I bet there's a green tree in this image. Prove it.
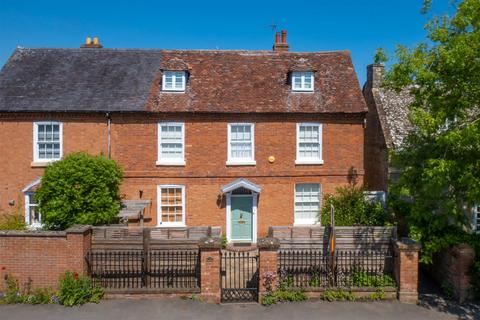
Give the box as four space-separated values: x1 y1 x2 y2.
373 48 388 64
384 0 480 262
36 152 123 230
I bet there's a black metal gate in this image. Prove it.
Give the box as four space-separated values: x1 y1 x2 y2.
220 250 259 303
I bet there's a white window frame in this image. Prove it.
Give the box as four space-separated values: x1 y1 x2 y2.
33 121 63 163
157 185 186 227
157 122 186 166
24 193 41 228
291 71 314 92
162 71 186 91
294 183 321 226
226 123 256 166
473 205 480 234
296 123 323 165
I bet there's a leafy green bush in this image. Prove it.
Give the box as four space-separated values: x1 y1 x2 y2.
58 271 103 306
369 288 386 300
323 289 356 301
351 272 396 287
36 152 123 230
261 289 308 306
1 275 54 304
220 235 228 249
0 214 27 230
320 185 390 226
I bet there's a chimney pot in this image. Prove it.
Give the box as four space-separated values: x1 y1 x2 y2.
81 36 103 48
273 30 289 52
281 30 287 43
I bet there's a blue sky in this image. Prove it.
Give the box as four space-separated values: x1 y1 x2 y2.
0 0 452 85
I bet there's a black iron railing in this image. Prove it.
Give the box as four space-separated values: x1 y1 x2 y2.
86 250 200 291
278 250 395 289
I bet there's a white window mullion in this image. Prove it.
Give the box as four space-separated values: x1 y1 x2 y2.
292 71 314 92
33 121 62 163
294 183 321 225
227 123 256 166
296 123 323 165
162 71 186 91
157 122 185 166
157 185 186 227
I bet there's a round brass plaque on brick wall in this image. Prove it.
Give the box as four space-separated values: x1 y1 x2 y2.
268 156 275 163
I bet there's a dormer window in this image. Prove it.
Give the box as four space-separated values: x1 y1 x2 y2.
292 71 314 92
162 71 186 91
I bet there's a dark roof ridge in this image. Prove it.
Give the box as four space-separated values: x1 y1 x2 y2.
13 47 350 55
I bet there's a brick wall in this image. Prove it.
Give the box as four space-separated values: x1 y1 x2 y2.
0 225 91 290
429 244 475 303
393 239 421 303
0 112 364 238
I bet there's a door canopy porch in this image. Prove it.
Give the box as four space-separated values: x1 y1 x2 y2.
220 178 262 194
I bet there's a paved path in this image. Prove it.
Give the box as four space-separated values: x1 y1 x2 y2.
0 298 473 320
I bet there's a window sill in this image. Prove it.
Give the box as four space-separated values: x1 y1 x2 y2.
295 159 324 165
226 160 257 166
160 90 186 93
156 223 186 228
291 90 314 93
31 161 56 168
294 222 320 226
156 160 186 166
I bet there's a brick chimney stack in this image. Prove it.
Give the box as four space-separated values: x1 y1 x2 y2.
81 36 103 48
273 30 289 52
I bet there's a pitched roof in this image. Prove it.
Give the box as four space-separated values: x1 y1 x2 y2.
149 50 367 114
364 64 414 150
0 48 162 112
0 48 367 114
375 87 415 149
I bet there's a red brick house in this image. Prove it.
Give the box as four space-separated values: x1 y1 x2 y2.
0 33 367 243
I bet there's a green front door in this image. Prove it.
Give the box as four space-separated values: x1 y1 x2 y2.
231 196 253 241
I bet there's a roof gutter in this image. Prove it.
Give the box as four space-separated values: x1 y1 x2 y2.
106 112 111 158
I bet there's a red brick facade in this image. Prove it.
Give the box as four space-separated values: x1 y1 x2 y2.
0 112 364 239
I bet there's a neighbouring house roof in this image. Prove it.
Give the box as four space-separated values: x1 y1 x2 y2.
221 178 262 193
0 48 367 114
364 64 414 150
0 48 163 112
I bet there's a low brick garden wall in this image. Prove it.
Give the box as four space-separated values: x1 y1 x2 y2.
0 225 422 304
0 225 91 291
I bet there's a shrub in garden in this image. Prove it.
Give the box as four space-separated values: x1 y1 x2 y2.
320 184 391 226
261 271 308 306
36 152 123 230
0 213 27 230
58 271 103 306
